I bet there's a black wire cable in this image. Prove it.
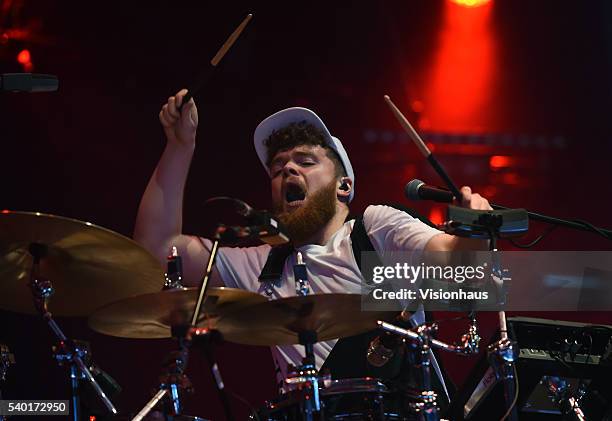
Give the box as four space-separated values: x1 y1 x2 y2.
506 214 612 248
492 204 612 240
499 211 612 249
508 224 558 248
570 218 612 240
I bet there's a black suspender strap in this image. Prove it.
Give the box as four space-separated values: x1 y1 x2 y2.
258 243 294 283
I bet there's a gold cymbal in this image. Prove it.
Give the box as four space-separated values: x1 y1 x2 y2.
216 293 396 346
0 210 165 316
88 287 268 339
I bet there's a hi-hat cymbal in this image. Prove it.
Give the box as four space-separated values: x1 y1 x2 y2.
216 293 396 346
88 287 268 339
0 211 165 316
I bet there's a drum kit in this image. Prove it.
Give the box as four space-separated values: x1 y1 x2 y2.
0 209 510 421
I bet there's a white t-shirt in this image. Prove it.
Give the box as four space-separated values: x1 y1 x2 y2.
205 205 442 380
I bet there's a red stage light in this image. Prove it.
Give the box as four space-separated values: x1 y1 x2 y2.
489 155 513 169
429 206 445 226
17 49 31 64
451 0 491 7
411 100 425 113
420 0 496 133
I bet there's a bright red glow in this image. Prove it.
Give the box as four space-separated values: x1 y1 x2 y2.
432 144 494 155
502 173 520 185
489 155 513 169
403 164 417 182
417 116 431 130
421 0 496 133
451 0 491 7
482 185 498 198
17 49 31 64
429 206 445 226
411 100 425 113
23 62 33 71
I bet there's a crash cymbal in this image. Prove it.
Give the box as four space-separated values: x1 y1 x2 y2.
0 210 165 316
216 293 396 346
88 287 268 339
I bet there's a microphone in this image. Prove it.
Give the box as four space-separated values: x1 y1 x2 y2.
405 179 454 203
367 310 411 367
231 199 290 246
1 73 59 92
232 198 259 220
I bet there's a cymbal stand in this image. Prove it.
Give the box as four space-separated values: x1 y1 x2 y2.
283 330 325 421
27 243 117 421
486 233 518 421
411 323 440 421
131 339 194 421
286 256 325 419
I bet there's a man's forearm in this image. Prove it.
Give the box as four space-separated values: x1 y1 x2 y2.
134 141 195 259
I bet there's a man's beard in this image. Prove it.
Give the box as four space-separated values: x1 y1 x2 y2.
273 180 338 245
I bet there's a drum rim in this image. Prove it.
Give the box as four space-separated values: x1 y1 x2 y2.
322 377 390 395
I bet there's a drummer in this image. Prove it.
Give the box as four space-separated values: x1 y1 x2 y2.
134 89 492 397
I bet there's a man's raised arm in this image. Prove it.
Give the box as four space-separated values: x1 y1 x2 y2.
134 89 220 287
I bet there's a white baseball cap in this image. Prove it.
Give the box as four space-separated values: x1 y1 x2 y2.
253 107 355 202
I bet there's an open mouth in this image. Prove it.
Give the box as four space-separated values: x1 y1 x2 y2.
285 183 306 206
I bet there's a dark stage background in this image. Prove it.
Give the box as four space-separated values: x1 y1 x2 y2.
1 1 612 419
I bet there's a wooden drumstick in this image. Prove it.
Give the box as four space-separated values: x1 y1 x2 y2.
179 13 253 109
211 13 253 67
384 94 464 202
384 95 431 158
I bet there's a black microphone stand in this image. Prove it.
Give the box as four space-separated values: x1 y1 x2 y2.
490 204 612 239
131 225 236 421
443 210 519 421
187 225 237 421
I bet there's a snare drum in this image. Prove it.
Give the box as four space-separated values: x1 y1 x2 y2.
256 378 414 420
